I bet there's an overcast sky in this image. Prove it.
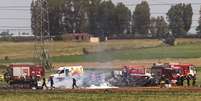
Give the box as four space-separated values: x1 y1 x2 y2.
0 0 200 35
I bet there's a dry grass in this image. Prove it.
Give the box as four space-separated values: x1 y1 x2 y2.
0 38 200 60
52 58 201 68
0 39 162 59
0 90 201 101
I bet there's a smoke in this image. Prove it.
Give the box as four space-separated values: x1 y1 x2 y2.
49 69 113 89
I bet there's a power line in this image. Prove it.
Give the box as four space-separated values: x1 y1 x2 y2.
0 26 30 28
0 18 31 20
0 9 30 11
125 3 201 6
0 6 30 8
0 28 31 30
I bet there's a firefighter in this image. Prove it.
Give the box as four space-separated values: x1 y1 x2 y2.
31 76 38 89
72 78 78 89
176 74 182 86
49 76 54 89
42 77 48 89
122 67 129 85
192 75 196 86
165 78 171 88
180 75 184 86
160 75 166 88
186 75 191 86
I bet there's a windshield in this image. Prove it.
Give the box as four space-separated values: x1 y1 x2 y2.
189 66 196 72
57 70 64 74
174 69 182 74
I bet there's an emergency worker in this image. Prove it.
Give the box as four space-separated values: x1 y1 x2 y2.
180 75 184 86
72 78 78 89
186 75 191 86
192 75 196 86
49 76 54 89
160 75 166 88
42 77 48 89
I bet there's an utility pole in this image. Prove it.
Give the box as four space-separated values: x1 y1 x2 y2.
32 0 52 70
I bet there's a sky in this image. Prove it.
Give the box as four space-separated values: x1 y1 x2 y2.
0 0 200 35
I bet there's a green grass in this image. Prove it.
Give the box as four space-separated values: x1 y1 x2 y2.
50 43 201 63
1 43 201 63
0 91 201 101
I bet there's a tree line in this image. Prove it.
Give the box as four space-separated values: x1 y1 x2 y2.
31 0 201 38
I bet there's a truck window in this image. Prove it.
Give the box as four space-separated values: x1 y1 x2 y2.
189 66 196 73
65 69 69 76
175 69 182 74
57 70 64 74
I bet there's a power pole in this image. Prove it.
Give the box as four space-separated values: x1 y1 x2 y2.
32 0 52 70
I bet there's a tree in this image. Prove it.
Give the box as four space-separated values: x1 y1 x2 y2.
48 6 64 36
84 0 102 34
150 17 157 36
167 3 193 37
114 3 131 34
48 0 65 36
31 0 40 36
196 7 201 35
63 0 86 33
150 16 169 38
132 1 150 34
156 16 169 38
31 0 49 36
97 0 116 34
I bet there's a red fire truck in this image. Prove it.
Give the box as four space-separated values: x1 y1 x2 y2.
4 63 45 88
151 63 197 85
123 65 151 78
170 63 196 77
109 65 155 87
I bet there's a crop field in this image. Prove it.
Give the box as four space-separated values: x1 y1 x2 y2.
0 38 200 59
0 39 162 59
0 89 201 101
50 42 201 63
1 38 201 64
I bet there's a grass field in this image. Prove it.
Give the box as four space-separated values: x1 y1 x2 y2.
0 91 201 101
0 39 162 59
50 43 201 63
1 38 201 63
0 38 200 59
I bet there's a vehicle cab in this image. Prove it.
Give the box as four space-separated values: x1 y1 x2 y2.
124 65 151 78
170 63 196 77
52 66 84 78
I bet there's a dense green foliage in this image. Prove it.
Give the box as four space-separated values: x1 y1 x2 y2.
132 1 150 35
31 0 49 36
31 0 198 37
167 3 193 36
31 0 131 36
196 7 201 34
150 16 169 38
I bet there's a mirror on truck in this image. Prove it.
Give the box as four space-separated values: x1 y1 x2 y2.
56 68 70 77
65 69 69 76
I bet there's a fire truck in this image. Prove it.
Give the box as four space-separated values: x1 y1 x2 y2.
4 63 45 88
151 63 197 85
109 65 156 87
170 63 196 77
